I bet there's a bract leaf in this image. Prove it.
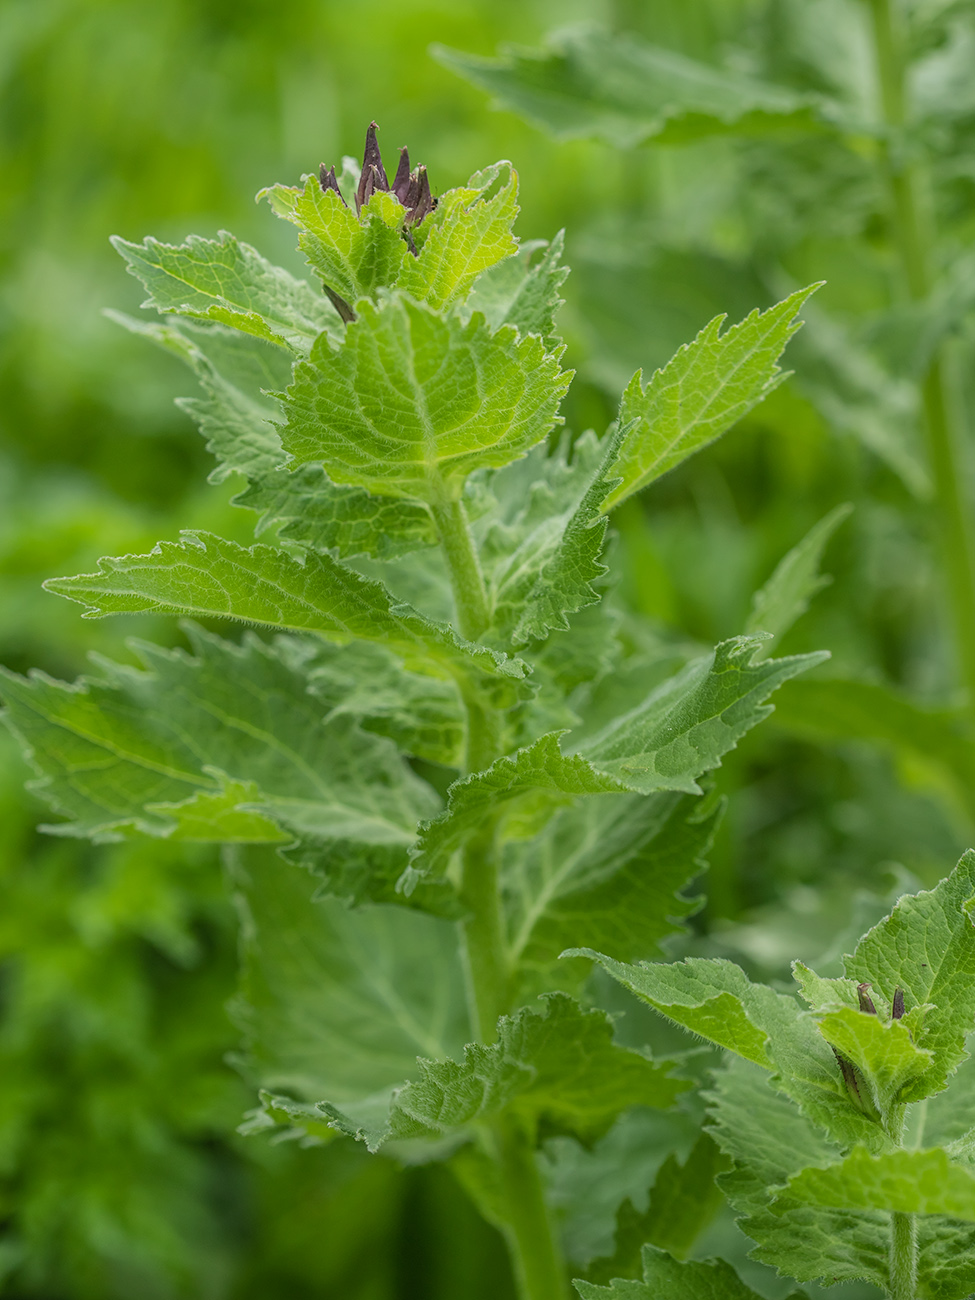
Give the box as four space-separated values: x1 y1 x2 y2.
41 532 527 691
111 232 336 349
815 1005 934 1111
280 292 570 502
604 286 820 509
434 27 824 149
845 852 975 1099
785 1146 975 1220
746 503 853 653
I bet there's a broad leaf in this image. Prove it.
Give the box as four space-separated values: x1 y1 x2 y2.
42 531 527 692
577 1244 796 1299
785 1146 975 1220
604 286 819 509
845 851 975 1099
234 465 438 560
281 292 570 502
0 627 440 906
746 502 853 651
111 231 337 350
326 992 685 1152
434 27 823 149
465 233 568 348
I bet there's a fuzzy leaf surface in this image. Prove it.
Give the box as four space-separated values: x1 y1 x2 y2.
434 28 822 148
280 292 570 501
576 1243 792 1299
465 233 568 348
785 1146 975 1220
111 232 336 349
604 287 818 509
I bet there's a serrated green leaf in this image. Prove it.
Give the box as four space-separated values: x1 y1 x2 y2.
280 291 570 503
41 531 527 692
504 791 717 987
510 425 622 645
603 287 819 510
111 231 337 349
396 162 519 309
0 627 439 907
845 852 975 1099
232 843 470 1141
580 636 828 794
259 177 409 305
816 1005 934 1111
785 1145 975 1220
107 313 292 482
234 464 438 560
576 1242 782 1299
332 992 684 1152
746 503 852 653
434 27 823 149
465 232 568 348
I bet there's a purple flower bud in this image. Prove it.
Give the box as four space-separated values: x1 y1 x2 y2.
355 122 389 214
892 988 905 1020
319 164 345 205
392 147 412 204
857 983 878 1016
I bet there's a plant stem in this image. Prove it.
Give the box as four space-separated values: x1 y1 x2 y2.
868 0 975 719
433 488 568 1299
889 1211 918 1300
495 1118 569 1300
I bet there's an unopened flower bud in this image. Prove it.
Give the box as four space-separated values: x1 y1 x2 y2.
857 983 878 1016
892 987 905 1020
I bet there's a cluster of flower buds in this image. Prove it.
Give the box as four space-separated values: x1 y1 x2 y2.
832 981 906 1117
319 122 435 227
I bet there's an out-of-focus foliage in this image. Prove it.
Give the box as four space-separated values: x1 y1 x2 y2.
3 0 975 1297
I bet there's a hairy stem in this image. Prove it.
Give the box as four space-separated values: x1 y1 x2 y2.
869 0 975 719
889 1211 918 1300
495 1118 569 1300
434 489 567 1299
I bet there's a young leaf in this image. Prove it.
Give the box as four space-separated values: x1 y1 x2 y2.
434 28 822 148
280 292 571 502
814 1005 934 1112
396 162 519 309
111 232 336 349
42 531 527 690
465 232 568 348
259 178 410 306
576 1242 795 1299
845 851 975 1099
785 1145 975 1220
603 286 820 510
745 502 853 652
234 465 438 560
331 992 685 1152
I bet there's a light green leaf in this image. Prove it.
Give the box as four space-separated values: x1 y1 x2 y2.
234 464 438 560
504 791 718 986
580 636 828 794
0 627 439 907
604 286 819 510
815 1005 934 1111
465 232 568 348
510 425 623 645
336 992 685 1152
434 27 823 149
259 177 409 306
111 231 337 349
397 162 519 309
280 292 570 502
232 843 470 1143
107 313 292 482
576 1242 786 1299
41 531 527 692
746 503 853 652
785 1146 975 1220
585 1135 729 1283
845 852 975 1099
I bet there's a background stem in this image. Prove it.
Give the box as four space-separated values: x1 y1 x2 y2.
495 1119 569 1300
889 1211 918 1300
869 0 975 718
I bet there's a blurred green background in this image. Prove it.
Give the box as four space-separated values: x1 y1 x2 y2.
2 0 972 1296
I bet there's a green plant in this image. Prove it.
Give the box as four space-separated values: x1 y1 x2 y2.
0 122 833 1299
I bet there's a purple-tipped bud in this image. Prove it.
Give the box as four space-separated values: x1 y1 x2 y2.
356 121 389 212
892 988 905 1020
857 983 878 1016
319 164 346 205
392 147 412 203
404 166 435 226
